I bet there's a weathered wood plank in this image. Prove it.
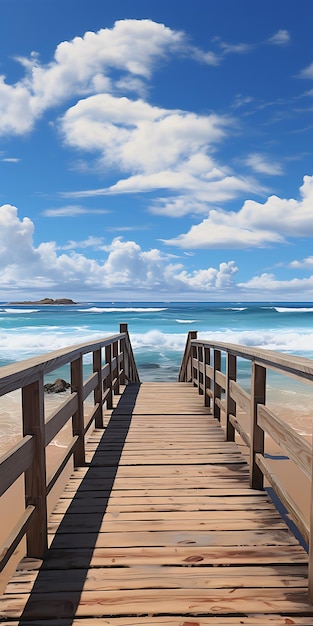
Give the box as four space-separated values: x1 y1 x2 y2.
6 565 309 593
40 545 309 568
1 588 312 619
1 380 311 623
48 528 299 549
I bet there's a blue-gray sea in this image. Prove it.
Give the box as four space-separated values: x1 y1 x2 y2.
0 300 313 449
1 300 313 379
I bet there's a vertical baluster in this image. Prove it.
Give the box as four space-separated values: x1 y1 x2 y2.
309 462 313 601
93 348 103 428
71 355 85 467
113 339 119 395
204 346 211 408
226 353 236 441
250 362 266 489
213 349 221 421
119 324 127 386
22 375 47 558
105 343 113 409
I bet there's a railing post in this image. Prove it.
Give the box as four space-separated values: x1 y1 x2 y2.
213 349 221 421
198 345 204 395
186 331 197 382
226 352 236 441
113 339 119 395
71 355 85 467
309 459 313 601
250 362 266 489
105 343 113 409
93 348 103 428
204 346 211 408
119 323 127 386
22 375 47 558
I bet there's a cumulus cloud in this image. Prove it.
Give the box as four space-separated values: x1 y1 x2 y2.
238 272 313 296
0 19 218 136
0 203 238 297
60 94 258 212
163 175 313 249
289 256 313 269
2 203 313 301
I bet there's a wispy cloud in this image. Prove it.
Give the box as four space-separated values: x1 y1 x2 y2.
43 205 110 217
299 62 313 80
267 30 290 46
244 153 283 176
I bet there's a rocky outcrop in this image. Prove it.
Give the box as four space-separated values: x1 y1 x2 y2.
44 378 71 393
9 298 76 305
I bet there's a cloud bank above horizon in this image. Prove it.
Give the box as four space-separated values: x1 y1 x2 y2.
0 10 313 301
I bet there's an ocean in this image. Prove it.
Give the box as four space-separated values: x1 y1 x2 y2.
0 301 313 449
1 300 313 374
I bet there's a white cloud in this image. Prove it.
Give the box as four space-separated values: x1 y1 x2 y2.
60 236 105 250
163 175 313 249
0 19 218 137
299 62 313 80
238 272 313 296
2 203 313 301
61 94 229 174
0 203 238 296
61 94 259 212
43 205 109 217
267 30 290 46
244 153 283 176
289 256 313 269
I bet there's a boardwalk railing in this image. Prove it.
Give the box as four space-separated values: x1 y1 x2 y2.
0 323 139 573
179 330 313 598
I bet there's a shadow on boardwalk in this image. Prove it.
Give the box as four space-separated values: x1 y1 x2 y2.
19 382 141 623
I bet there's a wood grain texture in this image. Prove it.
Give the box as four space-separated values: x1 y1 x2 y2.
1 381 312 623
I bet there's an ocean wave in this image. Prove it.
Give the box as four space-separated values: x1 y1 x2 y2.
1 325 313 366
274 307 313 313
224 307 247 311
2 308 39 314
78 307 168 313
176 319 196 324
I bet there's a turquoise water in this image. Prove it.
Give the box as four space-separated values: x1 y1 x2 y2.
1 301 313 382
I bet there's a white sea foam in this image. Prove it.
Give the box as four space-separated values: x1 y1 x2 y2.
78 307 167 313
2 308 39 314
275 307 313 313
176 319 196 324
224 307 247 311
2 326 313 362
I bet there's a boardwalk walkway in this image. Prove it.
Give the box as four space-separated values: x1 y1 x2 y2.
1 382 313 624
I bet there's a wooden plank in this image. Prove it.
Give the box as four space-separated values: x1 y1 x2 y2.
4 614 312 626
258 403 312 479
48 514 286 534
5 617 313 626
1 588 312 619
40 545 309 568
6 565 309 593
48 528 299 549
1 379 311 623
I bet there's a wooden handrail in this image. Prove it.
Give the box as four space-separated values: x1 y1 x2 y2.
0 324 139 572
180 334 313 599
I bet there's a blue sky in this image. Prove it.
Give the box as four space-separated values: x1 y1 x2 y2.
0 0 313 302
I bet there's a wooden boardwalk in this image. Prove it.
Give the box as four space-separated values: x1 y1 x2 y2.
1 381 313 624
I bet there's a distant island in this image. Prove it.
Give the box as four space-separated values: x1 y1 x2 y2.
9 298 77 305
